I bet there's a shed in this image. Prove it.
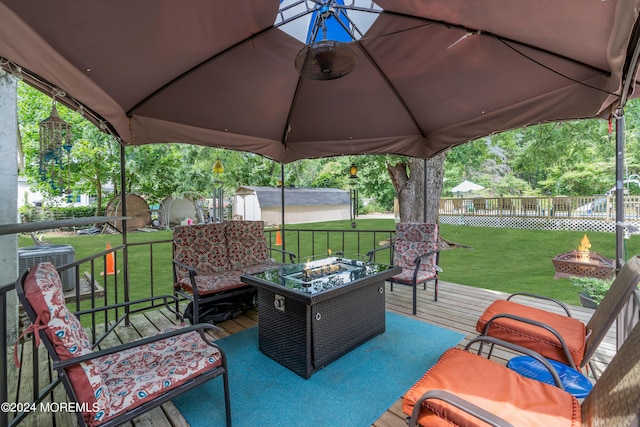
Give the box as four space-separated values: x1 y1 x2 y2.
233 186 350 225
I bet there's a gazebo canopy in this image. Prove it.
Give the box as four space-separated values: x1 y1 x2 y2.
1 1 640 163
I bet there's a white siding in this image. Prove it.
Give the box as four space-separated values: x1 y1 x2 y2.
232 193 261 221
262 205 350 225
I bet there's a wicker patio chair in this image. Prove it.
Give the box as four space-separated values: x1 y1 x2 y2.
476 256 640 375
16 262 232 427
403 321 640 427
368 223 441 315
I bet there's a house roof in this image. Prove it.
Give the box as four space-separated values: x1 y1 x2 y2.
236 186 349 208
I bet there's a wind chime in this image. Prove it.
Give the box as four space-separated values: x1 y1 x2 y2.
349 162 359 228
39 102 73 194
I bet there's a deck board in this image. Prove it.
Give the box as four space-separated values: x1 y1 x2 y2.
11 280 615 427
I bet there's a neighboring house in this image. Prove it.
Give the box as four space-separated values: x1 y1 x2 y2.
17 176 44 208
233 186 350 225
17 176 107 208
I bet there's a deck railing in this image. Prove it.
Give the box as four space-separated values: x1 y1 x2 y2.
439 195 640 220
265 228 395 263
1 227 638 426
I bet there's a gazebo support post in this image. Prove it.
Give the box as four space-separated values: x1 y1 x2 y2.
280 162 286 262
120 143 131 325
615 111 625 274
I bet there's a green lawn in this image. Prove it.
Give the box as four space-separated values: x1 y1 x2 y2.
20 221 640 307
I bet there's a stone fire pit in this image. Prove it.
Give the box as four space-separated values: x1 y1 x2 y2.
552 251 615 279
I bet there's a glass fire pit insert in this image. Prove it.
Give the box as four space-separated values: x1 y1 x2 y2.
241 257 401 378
254 256 393 294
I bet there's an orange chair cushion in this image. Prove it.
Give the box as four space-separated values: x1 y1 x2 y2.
476 300 587 367
403 348 581 427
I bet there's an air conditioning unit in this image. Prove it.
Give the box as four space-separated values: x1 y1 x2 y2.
19 245 76 291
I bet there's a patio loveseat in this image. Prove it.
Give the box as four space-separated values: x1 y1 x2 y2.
172 221 295 323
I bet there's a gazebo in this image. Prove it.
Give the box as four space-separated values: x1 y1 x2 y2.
2 4 640 424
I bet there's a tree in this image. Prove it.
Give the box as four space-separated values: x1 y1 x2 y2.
387 153 446 222
18 83 121 212
70 125 119 215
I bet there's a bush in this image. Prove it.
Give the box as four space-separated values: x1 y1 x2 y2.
20 206 103 223
47 206 101 219
570 276 612 304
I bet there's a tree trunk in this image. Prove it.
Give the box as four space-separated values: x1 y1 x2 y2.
387 152 446 223
95 178 103 216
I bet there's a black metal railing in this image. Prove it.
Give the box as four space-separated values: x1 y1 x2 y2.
265 228 395 263
3 227 639 426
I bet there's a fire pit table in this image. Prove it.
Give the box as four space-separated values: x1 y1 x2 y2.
241 256 401 378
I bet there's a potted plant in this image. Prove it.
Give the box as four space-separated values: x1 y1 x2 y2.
570 276 613 308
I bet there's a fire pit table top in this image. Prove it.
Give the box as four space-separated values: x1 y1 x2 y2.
245 256 399 299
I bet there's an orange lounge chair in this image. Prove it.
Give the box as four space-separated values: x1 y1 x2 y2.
403 322 640 426
476 256 640 372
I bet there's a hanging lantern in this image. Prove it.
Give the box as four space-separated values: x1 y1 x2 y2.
213 159 224 175
349 163 358 179
39 103 72 193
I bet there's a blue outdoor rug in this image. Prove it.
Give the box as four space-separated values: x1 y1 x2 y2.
173 312 464 427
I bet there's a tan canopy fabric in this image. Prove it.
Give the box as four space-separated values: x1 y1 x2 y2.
1 1 640 163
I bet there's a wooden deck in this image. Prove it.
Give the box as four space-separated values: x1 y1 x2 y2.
9 281 612 427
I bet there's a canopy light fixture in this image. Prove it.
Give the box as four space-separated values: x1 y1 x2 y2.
349 162 358 179
294 2 357 80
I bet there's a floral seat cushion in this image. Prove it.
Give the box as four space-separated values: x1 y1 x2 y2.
96 328 222 423
388 267 438 285
175 269 246 296
22 263 224 426
22 263 112 425
391 223 438 283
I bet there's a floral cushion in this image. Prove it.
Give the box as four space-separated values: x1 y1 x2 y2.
175 269 247 296
97 328 223 423
392 223 439 281
173 223 229 279
225 221 270 270
22 263 111 426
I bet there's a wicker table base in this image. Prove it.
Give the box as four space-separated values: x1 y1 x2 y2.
242 259 400 379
